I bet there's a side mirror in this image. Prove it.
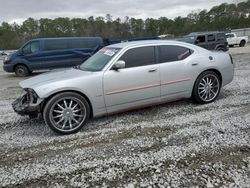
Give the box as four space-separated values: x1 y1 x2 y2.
112 60 125 70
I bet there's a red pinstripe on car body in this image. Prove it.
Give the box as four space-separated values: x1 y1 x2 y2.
106 77 192 95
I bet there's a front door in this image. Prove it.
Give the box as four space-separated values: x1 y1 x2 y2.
207 34 216 50
196 35 208 49
103 46 161 113
22 41 44 70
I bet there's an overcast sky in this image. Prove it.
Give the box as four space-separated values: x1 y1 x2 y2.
0 0 243 24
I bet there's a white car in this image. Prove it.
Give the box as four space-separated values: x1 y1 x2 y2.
226 33 248 47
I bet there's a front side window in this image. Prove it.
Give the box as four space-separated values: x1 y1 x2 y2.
80 47 120 71
226 34 234 38
119 46 155 68
159 45 193 63
22 41 40 55
196 35 206 43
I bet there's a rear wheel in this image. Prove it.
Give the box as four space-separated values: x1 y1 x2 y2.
239 40 246 47
43 92 90 135
14 65 30 77
192 71 221 104
229 45 234 48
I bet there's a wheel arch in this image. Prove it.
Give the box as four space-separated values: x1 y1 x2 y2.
198 69 222 85
240 39 246 46
191 68 222 103
215 45 226 51
13 63 30 72
192 68 222 93
41 90 93 118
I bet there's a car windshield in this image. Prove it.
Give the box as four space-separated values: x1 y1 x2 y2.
80 47 121 71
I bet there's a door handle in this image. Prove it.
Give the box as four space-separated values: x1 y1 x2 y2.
192 63 198 66
148 68 157 72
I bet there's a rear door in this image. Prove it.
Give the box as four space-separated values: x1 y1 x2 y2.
158 45 194 101
103 46 161 113
226 33 236 45
207 34 216 50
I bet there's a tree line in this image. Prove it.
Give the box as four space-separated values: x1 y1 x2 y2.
0 1 250 50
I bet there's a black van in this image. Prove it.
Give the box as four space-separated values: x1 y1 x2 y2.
3 37 108 76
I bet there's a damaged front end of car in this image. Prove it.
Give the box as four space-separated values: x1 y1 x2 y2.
12 89 44 118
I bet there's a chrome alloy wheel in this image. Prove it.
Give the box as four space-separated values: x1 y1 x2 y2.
198 74 220 102
49 97 86 131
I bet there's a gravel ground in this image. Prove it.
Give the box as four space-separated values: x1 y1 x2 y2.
0 45 250 187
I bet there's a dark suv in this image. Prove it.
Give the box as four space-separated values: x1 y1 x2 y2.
177 32 228 51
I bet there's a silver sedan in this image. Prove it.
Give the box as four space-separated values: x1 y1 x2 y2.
12 40 234 134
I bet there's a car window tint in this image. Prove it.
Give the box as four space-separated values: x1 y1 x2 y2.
159 45 193 63
44 40 69 51
208 34 215 42
226 34 234 38
196 35 206 43
119 46 155 68
217 33 226 41
23 41 40 55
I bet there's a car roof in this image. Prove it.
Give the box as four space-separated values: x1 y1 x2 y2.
30 37 103 41
108 40 196 49
188 31 226 36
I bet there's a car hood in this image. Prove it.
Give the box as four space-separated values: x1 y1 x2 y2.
20 68 94 88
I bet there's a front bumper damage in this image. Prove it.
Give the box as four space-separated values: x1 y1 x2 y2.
12 89 44 117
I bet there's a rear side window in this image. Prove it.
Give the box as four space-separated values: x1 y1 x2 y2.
71 39 101 49
208 34 215 42
158 45 193 63
44 40 69 51
217 33 226 41
119 46 155 68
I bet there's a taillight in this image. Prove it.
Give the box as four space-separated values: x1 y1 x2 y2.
229 54 233 64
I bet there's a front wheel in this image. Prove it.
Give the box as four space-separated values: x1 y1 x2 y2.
192 71 221 104
43 92 90 134
14 65 30 77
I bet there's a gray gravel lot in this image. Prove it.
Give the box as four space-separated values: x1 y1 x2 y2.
0 46 250 187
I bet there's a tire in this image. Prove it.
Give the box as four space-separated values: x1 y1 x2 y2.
43 92 90 135
229 45 234 48
216 47 225 51
192 71 221 104
14 64 30 77
239 40 246 47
